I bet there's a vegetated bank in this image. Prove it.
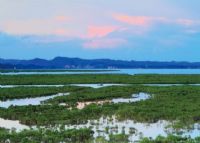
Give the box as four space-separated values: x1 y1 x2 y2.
1 85 200 129
0 86 89 101
1 74 200 85
0 127 200 143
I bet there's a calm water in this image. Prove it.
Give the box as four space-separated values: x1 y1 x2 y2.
0 93 69 108
2 84 200 89
112 92 150 103
0 70 119 75
119 69 200 75
65 116 200 142
76 92 151 109
65 116 170 142
0 118 29 131
0 84 127 88
0 92 148 108
0 91 199 142
1 69 200 75
0 116 199 142
71 84 127 88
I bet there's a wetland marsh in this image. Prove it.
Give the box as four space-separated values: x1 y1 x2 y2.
1 73 200 142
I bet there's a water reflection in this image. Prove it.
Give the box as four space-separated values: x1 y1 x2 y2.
0 93 69 108
0 116 199 142
0 70 119 75
76 93 150 109
1 84 200 89
0 118 29 131
1 69 200 75
0 84 127 88
71 84 127 88
64 116 200 142
112 92 150 104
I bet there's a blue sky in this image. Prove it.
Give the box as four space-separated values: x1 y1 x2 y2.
0 0 200 61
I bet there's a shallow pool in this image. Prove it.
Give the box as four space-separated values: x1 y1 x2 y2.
0 93 69 108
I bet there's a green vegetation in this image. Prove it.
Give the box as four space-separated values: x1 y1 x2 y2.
0 104 114 125
0 127 131 143
47 84 200 127
1 74 200 142
0 127 94 143
1 127 200 143
0 86 88 100
46 85 141 105
109 134 129 142
1 85 200 129
1 74 200 85
140 135 200 143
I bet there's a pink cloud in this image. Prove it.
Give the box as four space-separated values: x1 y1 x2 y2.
54 28 69 36
113 14 171 26
55 16 70 22
86 25 118 38
113 14 200 36
83 38 127 49
113 14 152 26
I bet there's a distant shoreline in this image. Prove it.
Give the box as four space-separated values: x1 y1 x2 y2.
1 57 200 69
0 69 119 73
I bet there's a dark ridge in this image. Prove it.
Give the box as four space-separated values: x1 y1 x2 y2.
0 57 200 69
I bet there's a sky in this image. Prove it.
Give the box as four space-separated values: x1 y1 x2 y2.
0 0 200 61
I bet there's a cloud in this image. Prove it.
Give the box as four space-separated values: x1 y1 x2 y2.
112 13 200 37
55 16 70 22
113 14 169 26
83 38 127 49
26 35 73 44
1 16 71 35
113 14 151 26
113 13 200 27
86 25 119 38
54 28 69 36
112 14 167 36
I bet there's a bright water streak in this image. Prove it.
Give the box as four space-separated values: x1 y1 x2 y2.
1 69 200 75
0 92 199 142
0 93 69 108
112 93 150 103
0 84 127 88
0 118 29 131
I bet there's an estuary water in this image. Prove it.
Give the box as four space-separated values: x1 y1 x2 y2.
1 69 200 75
0 118 29 131
0 93 69 108
1 83 200 89
0 116 199 142
0 92 149 108
112 92 150 103
0 84 127 88
0 92 199 142
65 116 200 142
76 92 150 109
119 69 200 75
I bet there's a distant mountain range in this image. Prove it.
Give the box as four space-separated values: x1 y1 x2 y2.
0 57 200 69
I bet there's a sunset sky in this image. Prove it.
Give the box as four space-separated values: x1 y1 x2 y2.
0 0 200 61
